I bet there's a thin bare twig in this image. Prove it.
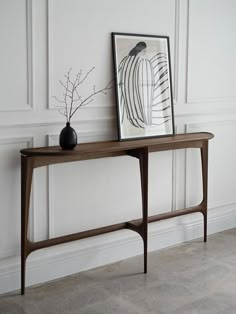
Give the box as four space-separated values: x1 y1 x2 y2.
77 67 95 87
58 109 67 118
69 82 113 120
52 96 65 104
54 68 113 123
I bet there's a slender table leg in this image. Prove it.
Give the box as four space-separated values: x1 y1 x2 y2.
21 155 33 295
139 149 149 273
200 142 209 242
127 148 149 273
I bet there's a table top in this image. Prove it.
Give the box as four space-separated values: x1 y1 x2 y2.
20 132 214 157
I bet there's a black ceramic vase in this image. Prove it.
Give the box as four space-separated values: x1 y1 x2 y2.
59 122 77 150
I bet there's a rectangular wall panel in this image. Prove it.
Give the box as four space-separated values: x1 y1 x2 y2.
185 121 236 209
0 0 33 111
187 0 236 103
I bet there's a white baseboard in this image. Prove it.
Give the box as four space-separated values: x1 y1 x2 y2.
1 203 236 295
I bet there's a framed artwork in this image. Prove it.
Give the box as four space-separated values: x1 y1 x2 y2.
112 32 175 141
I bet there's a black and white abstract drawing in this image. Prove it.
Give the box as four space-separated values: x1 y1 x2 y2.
112 33 175 140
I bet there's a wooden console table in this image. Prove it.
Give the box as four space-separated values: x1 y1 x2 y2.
20 132 214 294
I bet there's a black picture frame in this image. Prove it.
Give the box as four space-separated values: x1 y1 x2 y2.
112 32 175 141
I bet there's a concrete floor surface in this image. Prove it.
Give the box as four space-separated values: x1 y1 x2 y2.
0 228 236 314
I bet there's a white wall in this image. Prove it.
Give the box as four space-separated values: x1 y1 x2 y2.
1 0 236 294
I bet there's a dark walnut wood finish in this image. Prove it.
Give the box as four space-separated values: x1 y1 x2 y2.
20 132 214 294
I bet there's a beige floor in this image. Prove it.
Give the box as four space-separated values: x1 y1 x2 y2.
0 228 236 314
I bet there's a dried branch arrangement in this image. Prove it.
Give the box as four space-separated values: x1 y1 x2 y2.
53 67 113 123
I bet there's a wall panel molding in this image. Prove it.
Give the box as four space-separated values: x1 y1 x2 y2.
185 119 236 133
46 0 114 110
0 136 33 146
171 125 178 211
26 0 34 109
175 109 236 118
47 0 53 109
184 119 236 209
0 0 34 111
171 150 177 211
173 0 180 105
0 116 116 130
185 0 236 105
184 0 190 105
187 96 236 105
